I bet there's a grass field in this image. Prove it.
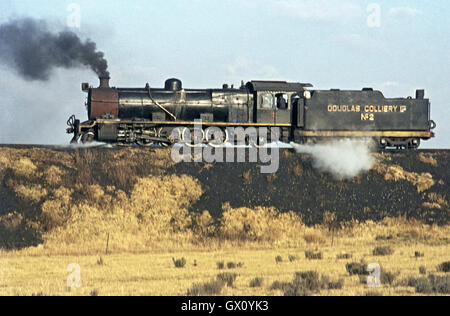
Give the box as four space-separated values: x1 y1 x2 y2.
1 220 448 296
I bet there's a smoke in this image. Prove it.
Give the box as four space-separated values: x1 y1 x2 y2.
0 17 109 80
291 139 375 180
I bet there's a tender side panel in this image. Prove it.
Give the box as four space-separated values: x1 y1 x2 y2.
304 90 430 131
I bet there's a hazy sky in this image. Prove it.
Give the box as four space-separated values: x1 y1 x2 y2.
0 0 448 147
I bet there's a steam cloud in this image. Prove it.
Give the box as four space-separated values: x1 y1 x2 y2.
291 139 375 180
0 17 109 80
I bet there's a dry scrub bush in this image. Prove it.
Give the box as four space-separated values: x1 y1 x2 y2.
418 153 438 167
191 211 215 238
42 166 65 186
382 165 434 193
303 232 326 244
426 193 449 209
42 175 203 252
0 155 9 171
40 187 73 230
422 202 442 209
0 212 24 231
11 158 37 179
14 185 48 203
219 205 304 244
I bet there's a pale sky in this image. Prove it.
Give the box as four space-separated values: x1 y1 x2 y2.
0 0 448 147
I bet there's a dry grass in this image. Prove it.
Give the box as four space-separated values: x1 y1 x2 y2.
418 153 438 167
0 221 448 296
242 170 252 185
373 162 435 193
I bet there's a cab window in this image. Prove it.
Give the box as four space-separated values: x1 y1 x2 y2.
276 93 289 110
260 94 274 109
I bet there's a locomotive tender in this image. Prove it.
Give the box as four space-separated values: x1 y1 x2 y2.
67 77 435 149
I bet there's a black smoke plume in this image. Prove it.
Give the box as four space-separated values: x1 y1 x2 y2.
0 17 109 80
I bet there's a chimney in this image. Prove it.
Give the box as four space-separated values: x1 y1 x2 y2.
99 76 110 88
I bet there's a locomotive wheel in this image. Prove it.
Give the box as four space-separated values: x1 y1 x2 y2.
167 127 183 144
137 127 158 147
182 127 204 147
205 127 228 147
250 131 268 148
136 139 154 147
81 131 95 144
157 127 172 147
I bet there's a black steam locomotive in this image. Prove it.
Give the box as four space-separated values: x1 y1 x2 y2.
67 77 436 149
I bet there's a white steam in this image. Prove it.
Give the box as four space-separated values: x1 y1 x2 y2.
290 138 375 180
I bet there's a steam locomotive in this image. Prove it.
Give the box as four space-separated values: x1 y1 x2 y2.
66 76 436 149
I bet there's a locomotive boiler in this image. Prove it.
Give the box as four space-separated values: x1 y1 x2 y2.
67 76 436 149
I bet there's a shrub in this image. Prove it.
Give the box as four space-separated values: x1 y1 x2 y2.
375 235 393 241
227 262 237 269
269 281 291 292
419 266 427 275
414 275 450 294
217 261 225 270
217 273 238 287
97 257 104 265
90 289 99 296
437 261 450 273
284 272 321 296
288 255 298 262
373 246 394 256
219 206 303 242
320 275 344 290
172 257 187 268
275 256 283 264
249 277 264 288
346 262 369 276
187 280 225 296
305 251 322 260
415 277 433 294
336 253 352 260
381 271 398 286
415 251 425 258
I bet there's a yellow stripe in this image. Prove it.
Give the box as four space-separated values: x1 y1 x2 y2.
297 131 433 138
82 120 291 128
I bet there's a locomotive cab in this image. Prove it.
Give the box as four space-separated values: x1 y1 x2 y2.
246 81 313 126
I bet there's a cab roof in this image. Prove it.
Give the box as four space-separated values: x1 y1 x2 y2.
246 81 313 93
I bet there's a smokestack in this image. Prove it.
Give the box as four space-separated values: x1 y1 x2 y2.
99 76 110 88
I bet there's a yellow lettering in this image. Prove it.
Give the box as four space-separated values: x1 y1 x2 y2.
400 106 407 113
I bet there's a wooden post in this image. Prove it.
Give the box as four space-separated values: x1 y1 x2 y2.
105 233 110 255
